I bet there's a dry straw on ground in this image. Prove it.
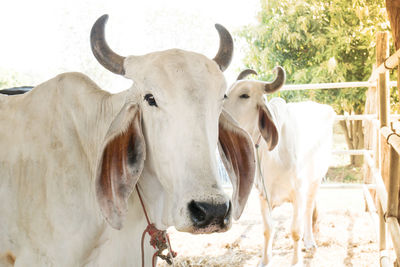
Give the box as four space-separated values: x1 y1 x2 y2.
158 188 394 267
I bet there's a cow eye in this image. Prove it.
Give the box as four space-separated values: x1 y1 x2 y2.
224 94 228 99
239 94 250 99
144 94 158 107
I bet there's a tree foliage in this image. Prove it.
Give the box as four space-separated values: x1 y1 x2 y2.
238 0 390 166
238 0 390 115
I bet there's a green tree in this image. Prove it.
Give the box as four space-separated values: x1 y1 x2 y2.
238 0 390 166
0 69 34 89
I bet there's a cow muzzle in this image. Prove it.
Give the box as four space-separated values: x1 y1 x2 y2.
188 200 232 233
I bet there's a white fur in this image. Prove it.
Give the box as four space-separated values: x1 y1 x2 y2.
0 48 230 266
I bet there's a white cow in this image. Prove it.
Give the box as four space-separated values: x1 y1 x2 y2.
0 15 256 267
224 68 335 266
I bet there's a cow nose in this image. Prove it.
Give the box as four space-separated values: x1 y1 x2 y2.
188 200 231 229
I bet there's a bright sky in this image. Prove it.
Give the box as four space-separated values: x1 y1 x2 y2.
0 0 260 92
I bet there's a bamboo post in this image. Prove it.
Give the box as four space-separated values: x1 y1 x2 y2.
398 63 400 114
389 54 400 266
387 136 400 219
377 32 389 265
386 0 400 110
379 201 389 266
364 65 378 211
378 32 390 129
364 66 378 183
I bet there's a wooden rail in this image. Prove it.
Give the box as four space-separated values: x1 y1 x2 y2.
369 46 400 83
322 183 375 189
335 114 377 121
382 126 400 156
281 80 397 91
332 149 373 155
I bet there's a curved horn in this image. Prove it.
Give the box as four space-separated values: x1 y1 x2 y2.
90 15 126 75
213 24 234 72
264 66 285 93
236 69 258 80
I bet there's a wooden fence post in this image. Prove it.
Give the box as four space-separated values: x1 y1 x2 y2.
378 32 390 129
376 31 389 266
388 145 400 219
364 65 377 181
364 65 378 212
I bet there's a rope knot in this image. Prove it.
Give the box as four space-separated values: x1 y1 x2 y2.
143 224 177 266
137 186 177 267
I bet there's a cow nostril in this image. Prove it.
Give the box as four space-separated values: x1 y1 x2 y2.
223 201 232 225
188 200 207 225
188 200 231 229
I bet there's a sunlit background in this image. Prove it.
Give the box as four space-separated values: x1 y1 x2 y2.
1 0 259 92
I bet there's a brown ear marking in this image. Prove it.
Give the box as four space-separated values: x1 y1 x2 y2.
218 110 255 220
219 126 254 200
96 109 145 229
258 105 279 151
3 251 16 265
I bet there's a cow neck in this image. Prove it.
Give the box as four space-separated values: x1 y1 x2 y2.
136 185 177 267
254 135 272 212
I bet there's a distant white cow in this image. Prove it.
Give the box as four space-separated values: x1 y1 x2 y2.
224 68 335 266
0 15 256 267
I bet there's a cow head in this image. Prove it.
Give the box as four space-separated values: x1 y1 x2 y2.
223 67 286 151
92 15 255 232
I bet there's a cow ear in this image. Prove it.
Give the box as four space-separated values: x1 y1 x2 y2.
96 104 146 230
218 109 256 220
258 104 279 151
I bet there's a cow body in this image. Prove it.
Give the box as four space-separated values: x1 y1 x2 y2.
256 98 335 266
0 16 256 267
224 69 335 266
257 98 334 208
0 73 148 266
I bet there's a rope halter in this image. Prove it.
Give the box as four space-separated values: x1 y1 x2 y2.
136 185 177 267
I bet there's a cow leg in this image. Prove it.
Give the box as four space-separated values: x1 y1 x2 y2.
303 181 319 253
312 200 319 234
258 193 274 267
291 189 306 266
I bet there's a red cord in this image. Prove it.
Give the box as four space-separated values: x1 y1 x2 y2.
137 185 151 225
152 253 158 267
137 185 177 267
141 227 147 267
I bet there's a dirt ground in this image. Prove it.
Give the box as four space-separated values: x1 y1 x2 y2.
158 187 395 267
